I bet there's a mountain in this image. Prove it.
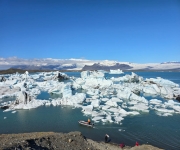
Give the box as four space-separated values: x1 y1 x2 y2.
0 57 180 71
82 63 133 71
10 64 77 70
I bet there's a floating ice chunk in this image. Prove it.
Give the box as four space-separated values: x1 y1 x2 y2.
111 75 130 82
91 95 99 99
113 107 139 116
83 78 112 89
45 101 51 106
146 77 179 88
81 71 105 79
112 73 142 83
30 88 41 95
100 88 115 98
51 99 59 106
156 112 173 116
99 79 113 89
173 87 180 96
3 109 12 112
47 82 64 94
130 94 148 103
74 104 83 108
74 78 85 85
165 100 180 106
12 99 49 110
160 86 174 99
31 74 41 80
128 101 138 105
71 93 86 104
105 100 118 107
109 69 124 74
82 105 93 115
11 111 16 113
5 79 18 85
149 99 162 105
127 111 140 115
155 108 174 113
108 107 120 113
91 99 101 107
92 116 104 122
58 93 86 106
91 111 105 117
114 115 124 123
111 97 123 103
43 71 69 81
163 100 180 112
128 103 149 112
130 72 143 82
117 88 132 100
172 106 180 113
118 129 122 131
0 85 20 99
101 114 113 123
87 88 99 96
101 98 109 102
62 83 72 98
152 84 161 93
4 117 7 119
72 82 81 90
101 105 111 111
143 85 159 95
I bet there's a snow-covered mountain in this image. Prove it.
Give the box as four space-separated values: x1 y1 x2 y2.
0 57 180 71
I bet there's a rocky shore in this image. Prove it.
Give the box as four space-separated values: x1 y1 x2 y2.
0 131 163 150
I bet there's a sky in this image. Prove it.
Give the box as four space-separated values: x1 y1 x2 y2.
0 0 180 63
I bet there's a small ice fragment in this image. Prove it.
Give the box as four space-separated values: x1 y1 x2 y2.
4 117 7 119
12 111 16 113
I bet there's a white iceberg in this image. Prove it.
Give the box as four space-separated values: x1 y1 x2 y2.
109 69 124 74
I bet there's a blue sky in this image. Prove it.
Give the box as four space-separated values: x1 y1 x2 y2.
0 0 180 63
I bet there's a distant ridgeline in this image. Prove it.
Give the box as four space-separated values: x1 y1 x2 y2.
82 63 133 71
1 62 180 73
161 61 180 64
10 64 77 70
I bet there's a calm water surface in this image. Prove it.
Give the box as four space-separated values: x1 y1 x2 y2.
0 72 180 150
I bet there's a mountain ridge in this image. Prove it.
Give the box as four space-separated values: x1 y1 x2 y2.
0 57 180 71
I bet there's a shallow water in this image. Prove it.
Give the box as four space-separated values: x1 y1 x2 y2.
1 72 180 150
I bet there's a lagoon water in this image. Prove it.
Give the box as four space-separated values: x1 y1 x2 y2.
1 72 180 150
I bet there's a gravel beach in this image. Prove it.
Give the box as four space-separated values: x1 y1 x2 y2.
0 131 163 150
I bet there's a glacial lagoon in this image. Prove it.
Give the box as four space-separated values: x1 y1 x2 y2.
0 71 180 150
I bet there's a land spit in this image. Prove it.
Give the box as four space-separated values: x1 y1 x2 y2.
0 131 163 150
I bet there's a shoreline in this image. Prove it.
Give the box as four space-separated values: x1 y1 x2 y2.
0 131 163 150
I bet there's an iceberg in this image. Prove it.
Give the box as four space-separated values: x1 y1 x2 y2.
149 99 162 105
91 99 101 107
145 77 179 88
128 103 149 112
109 69 124 74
